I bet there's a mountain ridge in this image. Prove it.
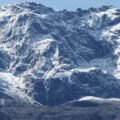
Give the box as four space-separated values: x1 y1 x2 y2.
0 2 120 106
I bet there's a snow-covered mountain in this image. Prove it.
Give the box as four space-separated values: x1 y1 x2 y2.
0 2 120 106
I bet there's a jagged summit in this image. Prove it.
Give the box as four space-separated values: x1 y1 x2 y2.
0 2 120 106
88 5 114 12
0 2 54 15
17 2 54 13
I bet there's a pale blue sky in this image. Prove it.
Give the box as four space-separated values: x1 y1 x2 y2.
0 0 120 10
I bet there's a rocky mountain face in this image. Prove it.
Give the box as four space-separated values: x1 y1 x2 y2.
0 2 120 106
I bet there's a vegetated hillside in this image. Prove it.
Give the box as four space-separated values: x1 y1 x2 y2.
1 99 120 120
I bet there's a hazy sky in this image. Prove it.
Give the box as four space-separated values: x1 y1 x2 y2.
0 0 120 10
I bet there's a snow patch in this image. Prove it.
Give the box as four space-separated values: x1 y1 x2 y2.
78 96 120 102
33 37 55 54
96 8 118 20
0 72 41 105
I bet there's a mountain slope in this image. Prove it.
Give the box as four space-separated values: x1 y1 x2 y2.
0 3 120 106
